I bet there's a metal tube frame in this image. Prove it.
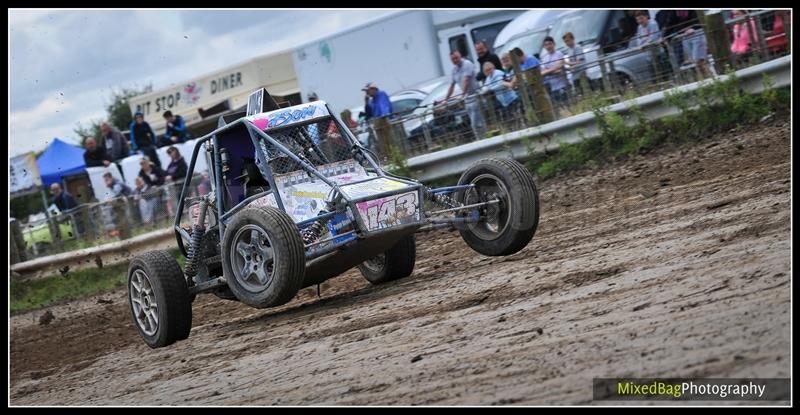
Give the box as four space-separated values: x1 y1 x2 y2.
173 106 499 262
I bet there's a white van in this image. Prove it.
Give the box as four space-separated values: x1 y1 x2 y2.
493 10 566 54
434 10 524 68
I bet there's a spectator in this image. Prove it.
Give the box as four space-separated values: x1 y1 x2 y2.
500 52 519 87
340 109 358 132
197 173 212 196
618 10 639 44
164 146 188 182
129 112 162 169
655 10 673 35
83 136 111 167
672 10 709 79
562 32 586 93
480 61 520 120
513 47 540 71
299 92 321 145
161 110 192 146
49 182 84 236
103 172 132 198
730 10 761 57
362 83 393 119
562 32 585 66
441 51 486 140
133 176 157 225
50 183 78 212
474 40 502 83
100 122 129 162
631 10 662 48
138 157 166 187
539 36 569 113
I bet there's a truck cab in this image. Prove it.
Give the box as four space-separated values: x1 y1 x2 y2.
434 10 524 68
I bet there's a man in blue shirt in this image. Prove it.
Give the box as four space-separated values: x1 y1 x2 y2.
511 47 540 72
161 110 192 146
363 82 393 119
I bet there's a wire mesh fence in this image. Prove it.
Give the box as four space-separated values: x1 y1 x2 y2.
13 174 211 260
350 9 790 161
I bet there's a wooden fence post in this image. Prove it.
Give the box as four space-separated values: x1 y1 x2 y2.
704 12 733 74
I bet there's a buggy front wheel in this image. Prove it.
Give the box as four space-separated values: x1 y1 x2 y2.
455 158 539 256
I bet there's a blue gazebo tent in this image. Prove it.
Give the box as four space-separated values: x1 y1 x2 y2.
36 138 86 187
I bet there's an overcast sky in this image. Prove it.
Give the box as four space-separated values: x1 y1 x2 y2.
9 9 396 157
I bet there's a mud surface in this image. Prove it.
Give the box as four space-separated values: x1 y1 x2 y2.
10 117 791 405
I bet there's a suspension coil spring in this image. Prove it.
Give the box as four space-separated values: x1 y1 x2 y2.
184 200 209 278
424 188 460 209
301 210 329 245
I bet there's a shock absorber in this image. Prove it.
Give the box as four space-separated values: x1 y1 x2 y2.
184 198 209 278
424 187 460 209
300 210 329 245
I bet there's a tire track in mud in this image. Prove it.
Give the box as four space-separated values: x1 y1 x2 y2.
10 117 791 405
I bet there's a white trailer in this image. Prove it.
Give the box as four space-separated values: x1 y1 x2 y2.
432 10 524 72
292 11 443 115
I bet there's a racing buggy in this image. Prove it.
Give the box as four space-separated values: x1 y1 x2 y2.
128 88 540 348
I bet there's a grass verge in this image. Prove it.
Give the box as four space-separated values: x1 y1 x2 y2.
528 74 790 180
10 249 185 314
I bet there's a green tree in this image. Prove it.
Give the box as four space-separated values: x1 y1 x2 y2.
73 83 153 146
105 84 153 131
73 120 101 144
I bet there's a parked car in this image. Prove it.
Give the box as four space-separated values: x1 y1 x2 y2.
400 78 470 149
349 77 448 149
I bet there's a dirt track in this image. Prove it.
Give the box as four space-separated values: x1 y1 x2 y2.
10 116 791 405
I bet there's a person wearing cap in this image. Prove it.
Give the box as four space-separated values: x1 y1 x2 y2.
305 92 321 144
129 111 162 169
362 83 393 119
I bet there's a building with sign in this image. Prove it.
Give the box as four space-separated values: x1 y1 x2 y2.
128 49 300 139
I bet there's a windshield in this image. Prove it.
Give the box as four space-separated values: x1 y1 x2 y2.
548 10 607 51
499 29 548 56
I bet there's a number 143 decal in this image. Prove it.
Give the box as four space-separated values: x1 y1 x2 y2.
358 192 419 231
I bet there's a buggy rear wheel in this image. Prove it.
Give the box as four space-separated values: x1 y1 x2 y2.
128 250 192 348
358 234 416 284
222 206 305 308
455 158 539 256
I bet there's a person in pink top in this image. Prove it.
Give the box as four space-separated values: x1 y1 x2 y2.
730 10 761 56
